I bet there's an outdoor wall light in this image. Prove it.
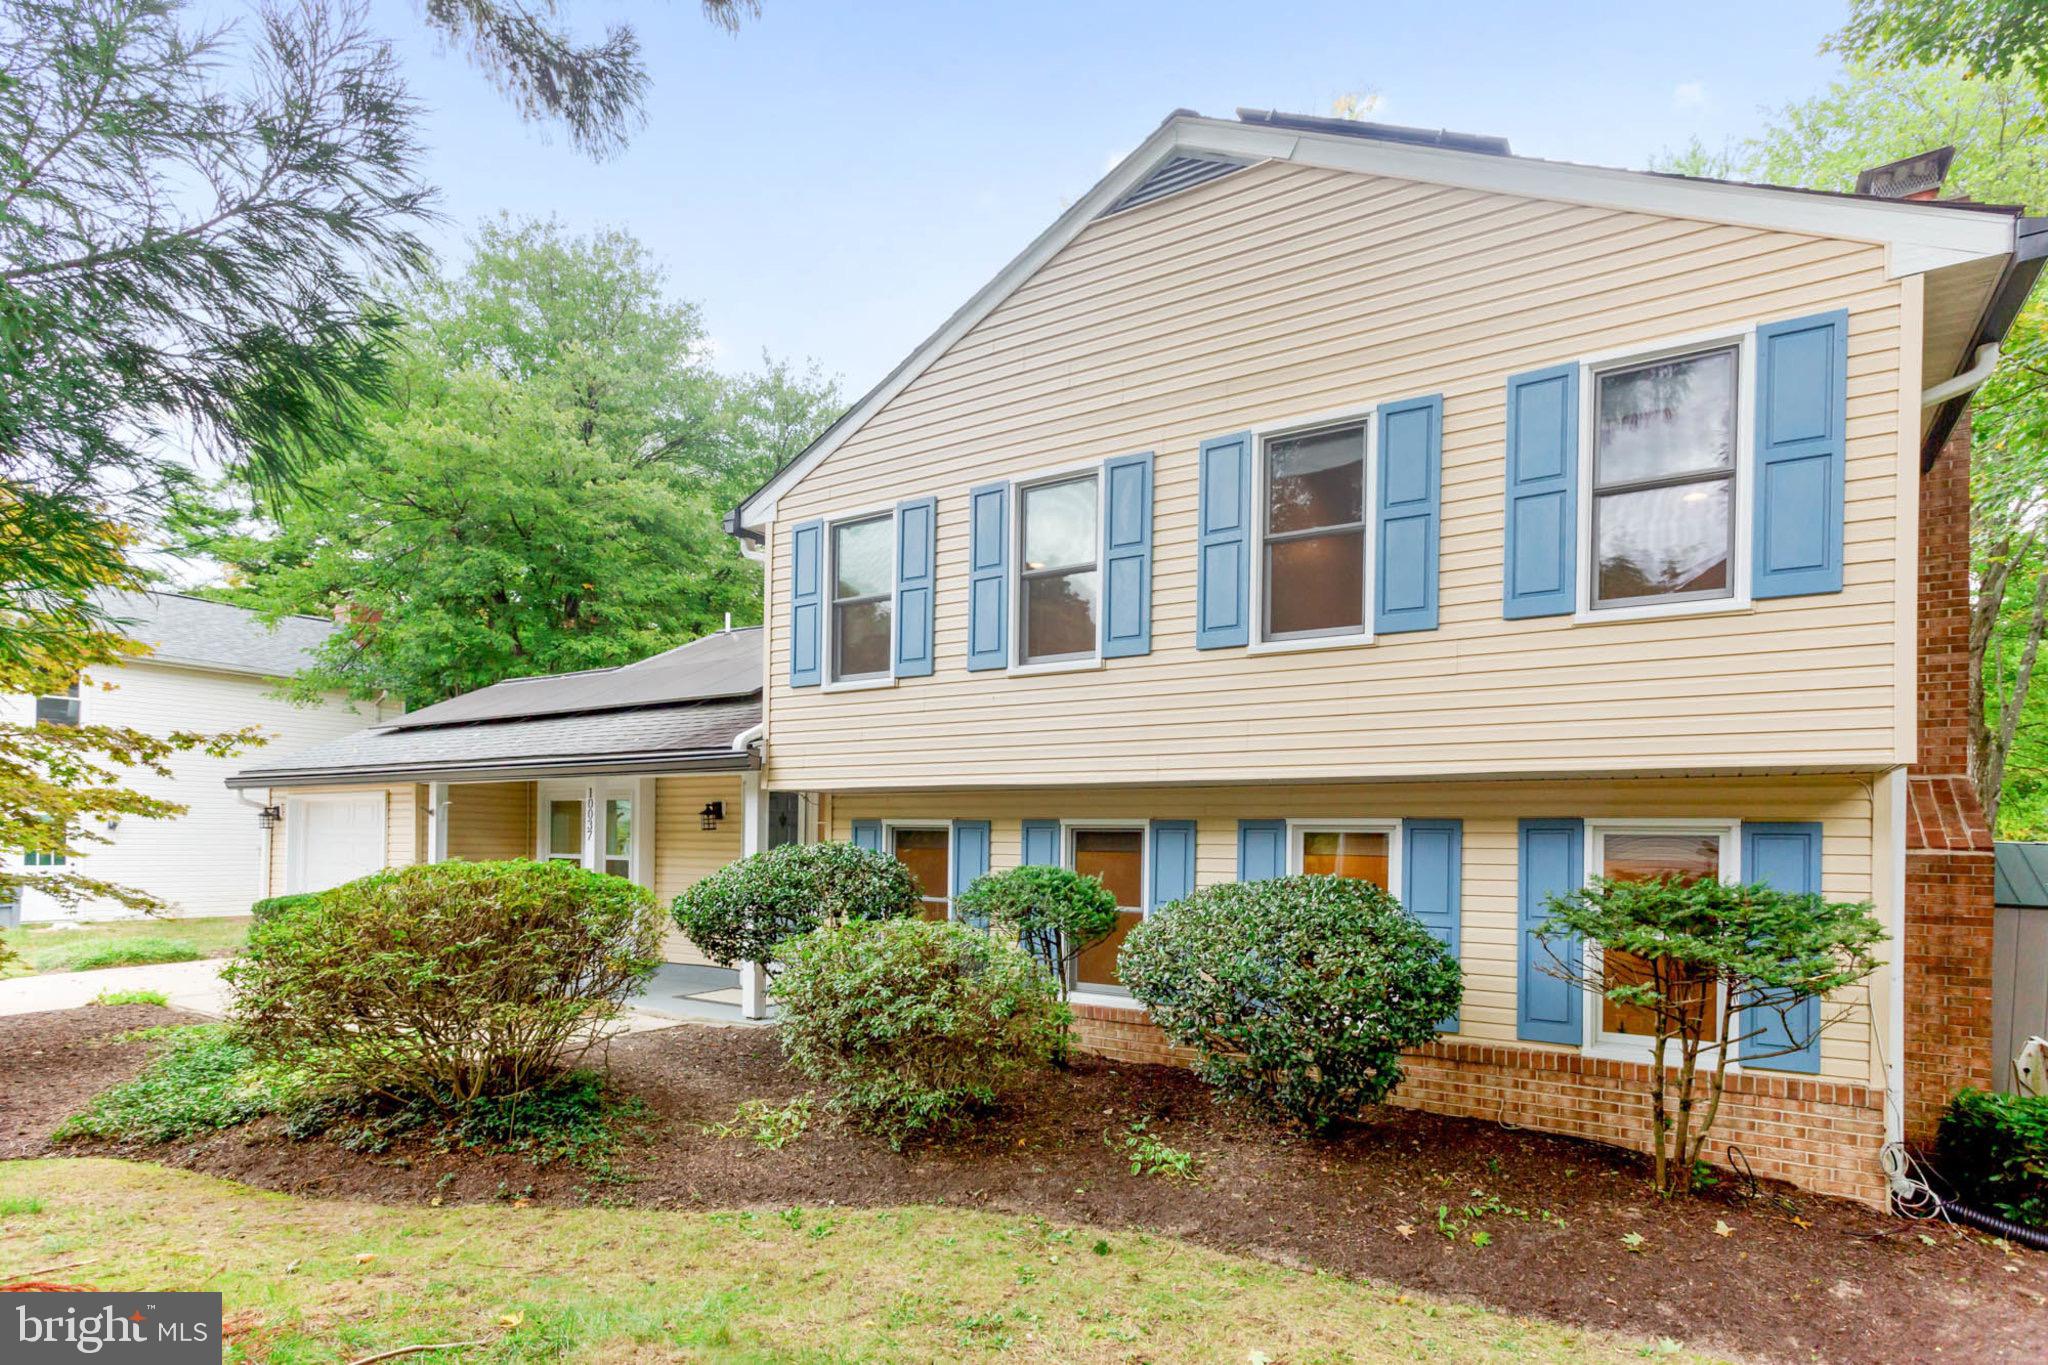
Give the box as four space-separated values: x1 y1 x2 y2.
257 804 283 831
699 801 724 831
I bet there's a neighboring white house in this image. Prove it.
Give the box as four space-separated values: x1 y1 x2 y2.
4 591 393 921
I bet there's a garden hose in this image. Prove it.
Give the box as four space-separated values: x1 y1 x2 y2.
1881 1142 2048 1252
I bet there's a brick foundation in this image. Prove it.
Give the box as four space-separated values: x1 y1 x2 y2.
1070 1003 1889 1206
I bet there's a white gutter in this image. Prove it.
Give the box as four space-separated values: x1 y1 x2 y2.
1922 343 2000 407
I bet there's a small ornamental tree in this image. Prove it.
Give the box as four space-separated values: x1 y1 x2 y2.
670 841 920 968
1119 876 1462 1130
1536 875 1885 1195
954 864 1120 1000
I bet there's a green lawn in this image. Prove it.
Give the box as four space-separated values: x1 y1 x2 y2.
0 1159 1710 1363
0 915 250 977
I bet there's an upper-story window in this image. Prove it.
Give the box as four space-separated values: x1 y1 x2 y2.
1590 347 1738 611
830 513 893 681
1018 473 1099 665
35 682 80 728
1262 421 1368 641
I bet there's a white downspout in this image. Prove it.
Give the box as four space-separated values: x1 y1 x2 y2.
1921 343 2000 408
236 788 275 899
733 720 769 1020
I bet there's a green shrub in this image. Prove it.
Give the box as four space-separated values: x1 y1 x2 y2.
1119 876 1461 1131
954 865 1120 999
671 841 920 967
226 860 663 1107
251 892 322 925
56 1025 295 1143
773 918 1068 1146
1936 1088 2048 1229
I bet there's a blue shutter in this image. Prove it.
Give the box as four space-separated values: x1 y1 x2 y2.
1102 452 1154 658
1020 820 1061 867
1403 819 1463 1031
1503 365 1578 619
1237 820 1286 881
966 482 1010 670
1517 818 1584 1044
1376 395 1443 634
1753 311 1848 598
1740 822 1824 1073
1149 820 1197 908
893 496 936 678
850 820 882 852
1196 433 1253 648
789 519 824 687
951 819 992 923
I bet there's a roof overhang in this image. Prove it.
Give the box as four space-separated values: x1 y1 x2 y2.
225 746 757 791
1922 215 2048 469
731 111 2027 535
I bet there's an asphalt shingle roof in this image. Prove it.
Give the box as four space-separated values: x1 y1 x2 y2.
100 590 335 677
1995 841 2048 909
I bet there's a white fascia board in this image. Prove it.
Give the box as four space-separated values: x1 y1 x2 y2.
737 115 2017 533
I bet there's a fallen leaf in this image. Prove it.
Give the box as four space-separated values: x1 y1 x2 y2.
1621 1232 1646 1252
1714 1220 1733 1238
1789 1216 1812 1229
498 1313 523 1328
353 1253 374 1265
429 1197 443 1208
282 1260 300 1275
511 1198 532 1210
1394 1223 1415 1239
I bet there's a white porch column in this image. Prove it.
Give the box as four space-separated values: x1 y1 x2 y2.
738 770 769 1020
426 782 449 863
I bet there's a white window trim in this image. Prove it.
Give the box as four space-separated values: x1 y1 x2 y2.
534 777 654 887
1573 326 1757 625
1247 406 1380 653
1285 817 1404 892
1580 817 1749 1068
883 818 953 919
535 779 593 865
1061 816 1151 1009
1008 461 1106 675
822 503 900 691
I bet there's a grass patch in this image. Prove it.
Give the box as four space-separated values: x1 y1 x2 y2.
2 916 250 976
1 1159 1717 1363
55 1026 293 1144
0 1196 43 1217
90 988 169 1007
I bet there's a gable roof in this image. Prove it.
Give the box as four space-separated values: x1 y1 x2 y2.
99 590 336 678
731 107 2032 537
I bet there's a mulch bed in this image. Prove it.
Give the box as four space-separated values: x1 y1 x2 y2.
4 1008 2044 1364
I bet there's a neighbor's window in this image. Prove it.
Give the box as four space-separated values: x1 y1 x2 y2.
602 797 632 879
1596 829 1725 1045
1019 474 1099 664
1591 347 1738 609
890 826 951 922
1263 422 1368 640
35 682 79 728
831 514 893 681
1071 827 1143 989
1297 827 1390 889
545 798 583 863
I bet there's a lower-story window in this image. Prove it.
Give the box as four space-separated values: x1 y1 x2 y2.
1587 821 1737 1055
1069 825 1144 991
890 824 951 921
602 796 632 878
1289 820 1399 890
544 797 583 863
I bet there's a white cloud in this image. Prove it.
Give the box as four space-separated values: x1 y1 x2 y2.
1672 81 1708 111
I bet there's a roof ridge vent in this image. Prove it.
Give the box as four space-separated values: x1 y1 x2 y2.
1100 154 1250 217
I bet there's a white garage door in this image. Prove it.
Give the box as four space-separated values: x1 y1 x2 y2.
285 794 387 894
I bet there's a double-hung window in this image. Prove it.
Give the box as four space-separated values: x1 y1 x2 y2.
1262 421 1369 641
1586 822 1737 1056
830 514 893 682
35 682 79 728
1589 346 1739 611
1018 474 1099 665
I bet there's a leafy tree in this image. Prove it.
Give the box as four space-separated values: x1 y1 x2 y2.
176 219 840 705
1832 2 2048 95
1656 65 2048 831
417 1 763 159
953 864 1120 1004
1 0 432 649
1536 876 1885 1195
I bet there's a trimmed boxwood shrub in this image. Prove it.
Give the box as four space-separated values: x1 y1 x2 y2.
251 892 322 925
1936 1088 2048 1229
670 840 920 967
953 864 1120 999
772 917 1068 1145
226 860 663 1106
1119 876 1461 1131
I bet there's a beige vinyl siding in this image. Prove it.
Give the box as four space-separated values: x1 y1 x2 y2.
824 773 1883 1087
262 782 424 897
651 774 745 964
763 161 1912 790
445 781 535 862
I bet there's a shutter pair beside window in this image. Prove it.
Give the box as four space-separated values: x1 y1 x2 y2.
1195 395 1444 648
1502 308 1848 617
1511 817 1822 1072
787 497 939 687
966 453 1156 669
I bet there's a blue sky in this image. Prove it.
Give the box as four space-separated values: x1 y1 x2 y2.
369 0 1855 395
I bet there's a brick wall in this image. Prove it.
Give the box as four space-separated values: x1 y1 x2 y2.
1903 412 1998 1146
1070 1004 1889 1205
